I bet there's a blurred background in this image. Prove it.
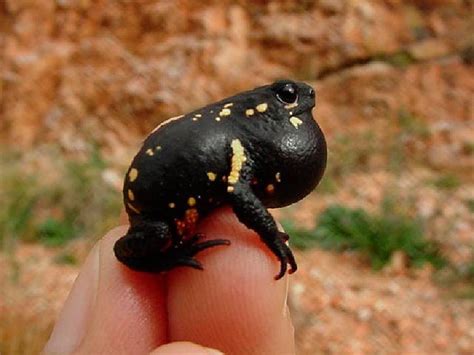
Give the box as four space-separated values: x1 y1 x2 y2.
0 0 472 354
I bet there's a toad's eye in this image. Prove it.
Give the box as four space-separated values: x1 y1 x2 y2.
276 83 298 104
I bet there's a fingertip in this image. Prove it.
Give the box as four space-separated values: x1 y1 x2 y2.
166 207 295 354
44 226 133 354
74 226 169 354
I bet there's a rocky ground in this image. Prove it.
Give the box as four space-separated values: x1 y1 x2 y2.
2 223 473 354
292 249 474 354
2 0 472 155
1 0 473 354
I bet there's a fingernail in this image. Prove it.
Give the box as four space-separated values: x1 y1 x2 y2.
205 348 224 355
43 243 100 354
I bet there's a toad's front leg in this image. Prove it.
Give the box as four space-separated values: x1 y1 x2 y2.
229 182 297 280
225 138 296 279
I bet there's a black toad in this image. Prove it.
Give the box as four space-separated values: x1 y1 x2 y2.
115 80 327 280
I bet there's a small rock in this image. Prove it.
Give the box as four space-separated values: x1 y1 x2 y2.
357 307 373 321
387 281 401 295
417 193 437 218
374 300 386 312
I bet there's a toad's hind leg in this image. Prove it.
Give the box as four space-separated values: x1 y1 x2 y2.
114 221 230 273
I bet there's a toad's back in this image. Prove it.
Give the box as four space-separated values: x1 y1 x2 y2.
123 108 234 223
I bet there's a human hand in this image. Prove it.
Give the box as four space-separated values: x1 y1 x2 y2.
44 207 295 354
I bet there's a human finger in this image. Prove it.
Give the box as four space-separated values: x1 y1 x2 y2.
166 207 295 355
44 226 169 354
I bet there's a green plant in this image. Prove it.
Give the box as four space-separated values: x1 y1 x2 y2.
37 218 77 247
431 174 461 190
0 153 40 248
397 108 430 138
37 148 120 245
283 201 446 270
54 252 78 265
0 145 122 248
375 51 416 68
465 199 474 213
462 141 474 155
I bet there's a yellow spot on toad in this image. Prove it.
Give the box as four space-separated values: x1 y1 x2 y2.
192 117 198 121
151 114 184 133
146 148 154 156
275 172 281 182
128 168 138 182
168 202 175 208
266 184 275 194
187 197 196 207
207 172 217 181
245 109 254 117
156 145 161 151
227 186 235 193
128 189 135 201
219 108 231 117
284 102 298 109
256 103 268 113
195 114 202 117
215 117 221 122
127 202 140 214
289 116 303 129
228 139 247 188
224 103 233 108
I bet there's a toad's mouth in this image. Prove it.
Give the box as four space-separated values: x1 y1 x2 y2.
290 104 315 117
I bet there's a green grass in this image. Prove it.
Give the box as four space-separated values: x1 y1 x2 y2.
462 141 474 155
431 173 462 190
465 199 474 213
53 252 79 266
284 199 446 270
0 146 122 249
397 108 430 138
37 218 77 247
0 153 39 248
375 51 417 68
